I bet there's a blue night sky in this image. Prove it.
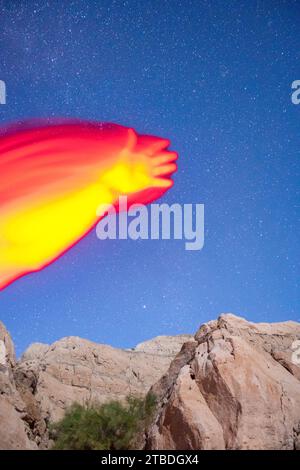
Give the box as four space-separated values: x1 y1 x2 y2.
0 0 299 356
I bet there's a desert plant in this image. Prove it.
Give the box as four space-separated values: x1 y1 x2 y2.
50 393 156 450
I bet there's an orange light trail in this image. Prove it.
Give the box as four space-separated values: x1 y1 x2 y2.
0 120 177 290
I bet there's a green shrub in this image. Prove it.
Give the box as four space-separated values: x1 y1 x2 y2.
50 393 156 450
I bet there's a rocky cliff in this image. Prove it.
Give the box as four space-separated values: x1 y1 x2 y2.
146 314 300 450
0 314 299 450
0 321 190 449
0 322 39 449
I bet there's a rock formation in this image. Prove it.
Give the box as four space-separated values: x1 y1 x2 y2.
1 314 299 450
0 321 37 449
146 314 300 450
0 321 191 449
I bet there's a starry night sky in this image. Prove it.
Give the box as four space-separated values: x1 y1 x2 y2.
0 0 299 356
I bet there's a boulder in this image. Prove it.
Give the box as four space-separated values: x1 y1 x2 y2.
147 314 300 450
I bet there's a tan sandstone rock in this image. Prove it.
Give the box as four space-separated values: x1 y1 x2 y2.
0 322 37 450
14 333 191 438
147 314 300 450
2 314 300 450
